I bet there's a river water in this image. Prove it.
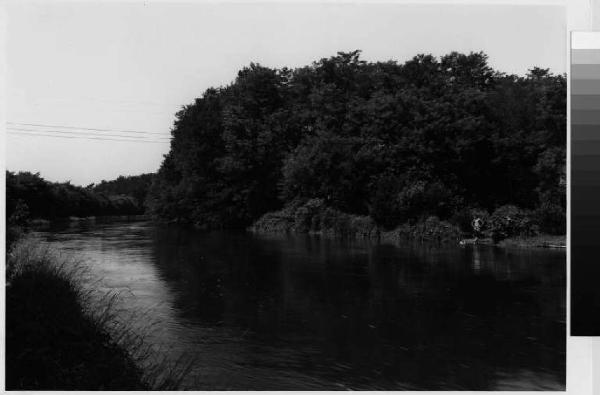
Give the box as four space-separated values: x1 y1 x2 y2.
34 219 565 390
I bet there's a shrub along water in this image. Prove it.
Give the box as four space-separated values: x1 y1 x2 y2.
250 199 561 245
249 198 378 238
251 199 462 243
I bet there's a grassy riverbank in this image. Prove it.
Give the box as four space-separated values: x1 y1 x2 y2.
5 239 147 390
249 199 564 248
5 238 190 390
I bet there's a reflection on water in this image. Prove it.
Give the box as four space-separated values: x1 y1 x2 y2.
35 220 565 390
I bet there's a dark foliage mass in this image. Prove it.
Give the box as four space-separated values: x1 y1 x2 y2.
148 51 565 235
6 172 153 221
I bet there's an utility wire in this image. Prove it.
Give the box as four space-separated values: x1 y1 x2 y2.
7 121 169 136
8 127 170 141
8 130 170 144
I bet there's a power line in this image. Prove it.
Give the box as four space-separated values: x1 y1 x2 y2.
7 121 169 136
8 130 170 144
8 127 170 141
8 130 169 144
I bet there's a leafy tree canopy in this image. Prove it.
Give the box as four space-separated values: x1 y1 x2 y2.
146 51 565 233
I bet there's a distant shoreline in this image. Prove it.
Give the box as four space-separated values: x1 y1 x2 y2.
248 201 566 250
29 214 151 227
28 213 565 250
250 223 566 250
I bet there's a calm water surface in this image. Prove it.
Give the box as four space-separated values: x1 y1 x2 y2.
35 220 565 390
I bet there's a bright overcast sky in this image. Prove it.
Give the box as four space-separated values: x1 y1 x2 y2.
6 1 566 186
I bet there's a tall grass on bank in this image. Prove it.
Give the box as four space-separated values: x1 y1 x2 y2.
6 237 194 390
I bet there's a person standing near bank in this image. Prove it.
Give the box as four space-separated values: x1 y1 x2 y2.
471 217 484 243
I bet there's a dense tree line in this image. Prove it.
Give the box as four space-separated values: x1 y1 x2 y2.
145 50 565 234
6 171 150 221
89 174 154 207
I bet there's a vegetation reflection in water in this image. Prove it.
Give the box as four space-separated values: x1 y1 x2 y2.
37 220 565 390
